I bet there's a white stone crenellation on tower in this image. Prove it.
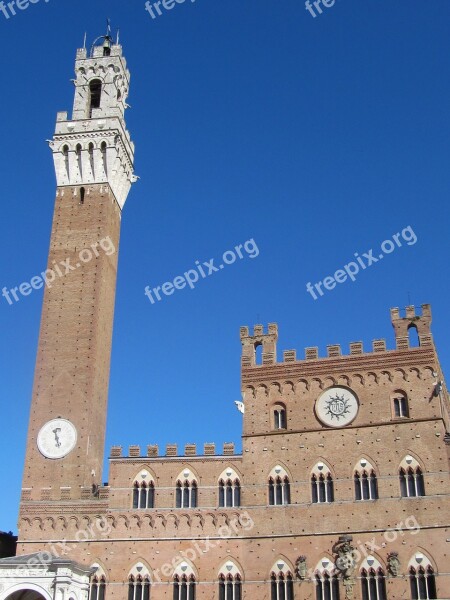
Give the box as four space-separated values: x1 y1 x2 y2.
49 38 136 209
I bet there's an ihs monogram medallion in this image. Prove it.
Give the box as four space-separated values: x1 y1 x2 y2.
325 392 351 421
316 387 359 427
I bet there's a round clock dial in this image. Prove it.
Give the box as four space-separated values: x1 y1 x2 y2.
37 419 77 459
315 387 359 428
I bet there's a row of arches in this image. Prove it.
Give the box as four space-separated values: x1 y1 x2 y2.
243 366 435 397
90 554 437 600
61 140 108 182
60 140 111 152
131 457 426 510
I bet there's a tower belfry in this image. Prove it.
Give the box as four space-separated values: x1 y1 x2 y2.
20 33 136 506
51 31 136 208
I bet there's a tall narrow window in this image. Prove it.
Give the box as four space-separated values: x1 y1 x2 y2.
89 79 102 117
409 565 437 599
62 144 70 179
273 404 287 430
408 324 420 348
255 343 263 365
361 568 387 600
76 143 83 179
311 465 334 503
399 460 425 498
392 391 409 418
80 187 85 204
354 461 378 501
101 141 108 176
133 482 139 509
88 142 95 177
176 482 182 508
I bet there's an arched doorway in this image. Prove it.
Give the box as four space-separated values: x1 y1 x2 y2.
4 591 48 600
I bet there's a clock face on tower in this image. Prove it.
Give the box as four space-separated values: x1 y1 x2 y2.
37 419 77 459
315 387 359 428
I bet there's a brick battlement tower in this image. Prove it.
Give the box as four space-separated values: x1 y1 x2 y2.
20 32 136 506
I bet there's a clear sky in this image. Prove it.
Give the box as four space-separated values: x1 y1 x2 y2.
1 0 449 532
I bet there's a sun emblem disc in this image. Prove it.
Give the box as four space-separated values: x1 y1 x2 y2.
315 387 359 427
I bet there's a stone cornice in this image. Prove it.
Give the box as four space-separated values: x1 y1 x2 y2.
19 501 109 516
241 347 436 385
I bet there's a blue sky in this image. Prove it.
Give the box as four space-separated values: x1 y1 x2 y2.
1 0 450 532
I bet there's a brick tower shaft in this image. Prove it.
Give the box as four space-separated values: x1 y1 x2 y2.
20 33 135 505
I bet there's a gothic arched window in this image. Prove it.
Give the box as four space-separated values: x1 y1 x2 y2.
128 565 151 600
270 560 294 600
314 558 339 600
132 471 155 509
354 460 378 501
361 567 387 600
311 464 334 503
90 575 106 600
219 573 242 600
128 575 150 600
399 457 425 497
218 470 241 508
409 555 437 600
175 470 198 508
268 466 290 506
173 575 196 600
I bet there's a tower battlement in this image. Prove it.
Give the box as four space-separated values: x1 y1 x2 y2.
110 442 239 459
241 304 434 368
240 323 278 366
390 303 433 348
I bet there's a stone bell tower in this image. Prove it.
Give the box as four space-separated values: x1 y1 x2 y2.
20 31 136 506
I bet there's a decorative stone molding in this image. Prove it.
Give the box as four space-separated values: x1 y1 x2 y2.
0 554 94 600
